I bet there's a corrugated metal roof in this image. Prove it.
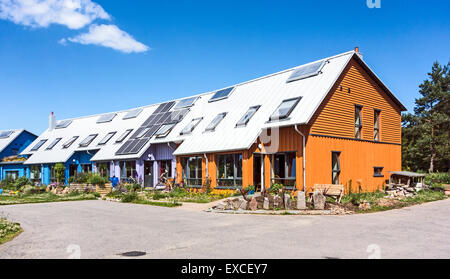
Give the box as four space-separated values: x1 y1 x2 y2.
21 50 406 162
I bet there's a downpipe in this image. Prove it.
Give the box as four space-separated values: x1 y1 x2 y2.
294 124 306 192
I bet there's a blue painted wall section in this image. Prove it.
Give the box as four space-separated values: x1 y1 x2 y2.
0 130 37 182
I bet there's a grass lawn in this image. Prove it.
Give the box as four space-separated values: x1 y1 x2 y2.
0 218 22 245
0 192 98 206
339 189 448 213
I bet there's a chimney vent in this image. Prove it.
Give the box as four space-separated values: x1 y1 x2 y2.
354 46 359 53
49 112 56 131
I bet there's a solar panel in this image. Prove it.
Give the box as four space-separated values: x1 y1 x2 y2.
174 97 198 110
31 139 48 151
286 60 325 83
129 139 149 154
209 87 235 102
0 131 13 138
97 113 117 123
55 120 72 129
123 108 143 120
153 101 175 114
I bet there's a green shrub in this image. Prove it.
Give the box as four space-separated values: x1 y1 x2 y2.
54 163 66 184
152 191 167 200
269 183 283 195
245 185 255 192
121 192 138 203
14 177 32 189
425 172 450 187
88 175 106 186
69 172 92 184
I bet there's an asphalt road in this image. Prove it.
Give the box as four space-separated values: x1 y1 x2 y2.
0 199 449 259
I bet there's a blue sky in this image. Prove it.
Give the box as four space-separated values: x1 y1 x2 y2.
0 0 449 135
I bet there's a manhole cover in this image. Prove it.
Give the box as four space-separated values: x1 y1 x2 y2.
119 251 147 257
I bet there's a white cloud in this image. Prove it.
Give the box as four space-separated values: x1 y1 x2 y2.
66 24 149 53
0 0 110 29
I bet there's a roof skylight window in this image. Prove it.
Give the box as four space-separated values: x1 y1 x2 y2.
180 118 203 135
0 131 13 138
79 134 98 147
98 132 116 145
205 113 227 131
174 97 198 110
135 128 150 139
236 106 261 127
123 109 143 120
55 120 72 129
31 139 48 151
97 113 117 123
62 136 78 149
46 138 62 150
286 60 325 83
269 97 302 121
116 129 133 143
209 87 235 102
155 124 176 138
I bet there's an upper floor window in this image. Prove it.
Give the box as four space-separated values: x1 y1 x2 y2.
209 87 235 102
374 109 381 141
355 105 363 139
116 129 133 143
98 132 116 145
180 118 203 135
79 134 97 147
62 136 78 149
374 167 384 177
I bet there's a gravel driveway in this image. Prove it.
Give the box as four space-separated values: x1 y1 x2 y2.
0 199 449 259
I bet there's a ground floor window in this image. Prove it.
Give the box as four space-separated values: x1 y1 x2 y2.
332 151 341 184
5 171 19 180
181 157 202 187
81 164 92 174
216 153 242 188
159 160 172 178
271 152 296 188
69 164 78 177
374 166 384 177
120 161 136 181
49 165 56 183
30 166 41 182
97 163 110 178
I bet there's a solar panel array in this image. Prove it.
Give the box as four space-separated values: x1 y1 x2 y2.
116 101 189 155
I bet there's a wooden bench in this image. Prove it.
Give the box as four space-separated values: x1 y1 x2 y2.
309 184 345 203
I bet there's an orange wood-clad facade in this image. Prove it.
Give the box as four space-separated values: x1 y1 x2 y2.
176 56 403 193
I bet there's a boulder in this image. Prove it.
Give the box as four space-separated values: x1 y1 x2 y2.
312 191 326 210
249 197 258 211
215 203 226 210
263 197 269 210
232 198 241 210
284 194 292 210
297 191 306 210
239 200 248 210
273 195 283 208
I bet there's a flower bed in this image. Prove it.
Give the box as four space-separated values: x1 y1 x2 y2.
0 217 22 244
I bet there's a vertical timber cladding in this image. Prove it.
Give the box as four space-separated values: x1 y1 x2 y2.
306 57 403 193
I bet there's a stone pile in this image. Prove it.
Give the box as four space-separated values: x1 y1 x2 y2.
213 192 309 211
385 184 418 198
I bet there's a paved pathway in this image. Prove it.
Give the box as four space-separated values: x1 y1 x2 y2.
0 199 449 259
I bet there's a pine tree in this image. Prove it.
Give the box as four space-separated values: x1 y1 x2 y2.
402 61 449 172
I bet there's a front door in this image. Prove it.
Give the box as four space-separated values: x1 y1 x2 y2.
144 161 153 187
